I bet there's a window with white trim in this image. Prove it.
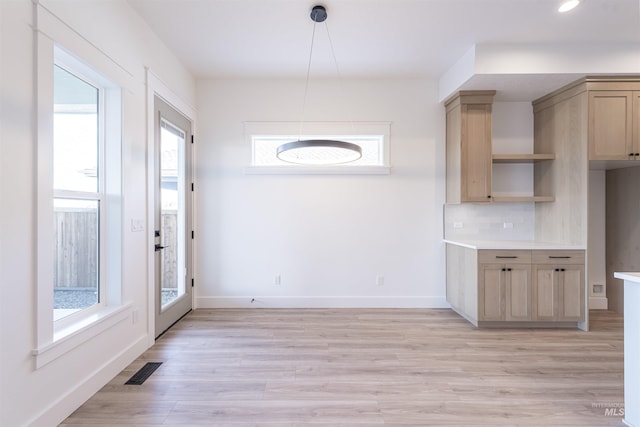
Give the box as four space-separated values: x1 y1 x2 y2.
252 135 385 166
244 122 391 174
34 39 124 368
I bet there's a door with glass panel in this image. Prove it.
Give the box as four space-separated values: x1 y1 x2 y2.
154 96 193 337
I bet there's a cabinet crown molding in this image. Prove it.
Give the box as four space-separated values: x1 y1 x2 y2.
444 90 496 111
533 76 640 112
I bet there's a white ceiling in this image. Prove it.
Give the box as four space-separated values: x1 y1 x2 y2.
127 0 640 99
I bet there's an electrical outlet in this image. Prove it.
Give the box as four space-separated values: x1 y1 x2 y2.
453 222 463 229
503 222 514 229
275 275 281 285
376 275 384 286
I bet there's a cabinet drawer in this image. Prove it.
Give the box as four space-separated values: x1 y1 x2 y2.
532 250 584 265
478 250 531 264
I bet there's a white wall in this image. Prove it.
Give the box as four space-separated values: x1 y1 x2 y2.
0 1 195 425
195 78 447 308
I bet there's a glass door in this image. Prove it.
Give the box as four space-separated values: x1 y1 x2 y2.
154 96 192 337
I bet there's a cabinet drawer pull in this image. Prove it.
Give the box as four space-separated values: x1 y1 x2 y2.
548 256 571 259
496 256 517 259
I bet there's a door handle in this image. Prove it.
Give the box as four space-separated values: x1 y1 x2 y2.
155 244 166 252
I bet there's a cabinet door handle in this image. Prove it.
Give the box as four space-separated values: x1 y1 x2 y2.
496 256 518 259
548 256 571 259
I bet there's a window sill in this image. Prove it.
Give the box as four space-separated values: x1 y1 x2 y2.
244 165 391 175
32 303 132 369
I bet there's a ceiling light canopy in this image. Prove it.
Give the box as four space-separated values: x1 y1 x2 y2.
276 5 362 166
558 0 580 13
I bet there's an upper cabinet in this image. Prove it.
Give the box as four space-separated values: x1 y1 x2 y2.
588 90 640 160
445 91 495 203
445 91 555 204
533 77 640 164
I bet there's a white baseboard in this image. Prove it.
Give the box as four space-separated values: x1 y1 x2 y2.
589 296 609 310
27 335 150 427
195 296 450 309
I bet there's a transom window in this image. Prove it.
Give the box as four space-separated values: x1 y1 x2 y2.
252 135 385 166
244 122 391 174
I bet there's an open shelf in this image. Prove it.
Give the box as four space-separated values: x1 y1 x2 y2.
492 153 555 163
491 195 556 203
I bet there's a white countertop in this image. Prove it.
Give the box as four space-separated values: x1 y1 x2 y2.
614 272 640 283
444 239 585 250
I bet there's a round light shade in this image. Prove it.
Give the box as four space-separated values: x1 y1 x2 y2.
276 140 362 165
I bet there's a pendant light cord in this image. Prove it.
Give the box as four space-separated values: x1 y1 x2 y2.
324 20 355 135
298 20 318 141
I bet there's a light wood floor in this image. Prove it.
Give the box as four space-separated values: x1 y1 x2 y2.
61 309 624 426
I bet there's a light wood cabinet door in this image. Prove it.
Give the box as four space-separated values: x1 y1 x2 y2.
557 266 585 322
588 91 634 160
505 265 532 321
533 266 557 321
532 264 584 322
479 263 531 322
478 264 505 321
461 104 492 202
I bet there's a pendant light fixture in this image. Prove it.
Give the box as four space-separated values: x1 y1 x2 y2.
276 5 362 165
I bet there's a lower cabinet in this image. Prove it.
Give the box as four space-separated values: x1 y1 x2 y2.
478 251 532 321
446 244 585 327
532 251 585 322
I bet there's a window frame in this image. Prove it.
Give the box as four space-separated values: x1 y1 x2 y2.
33 30 128 369
243 121 392 175
52 60 107 328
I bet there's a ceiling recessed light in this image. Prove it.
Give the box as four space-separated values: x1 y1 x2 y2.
558 0 580 12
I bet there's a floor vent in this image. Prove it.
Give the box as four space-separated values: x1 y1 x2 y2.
125 362 162 385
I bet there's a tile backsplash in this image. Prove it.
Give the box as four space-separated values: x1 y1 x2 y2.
444 202 535 241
